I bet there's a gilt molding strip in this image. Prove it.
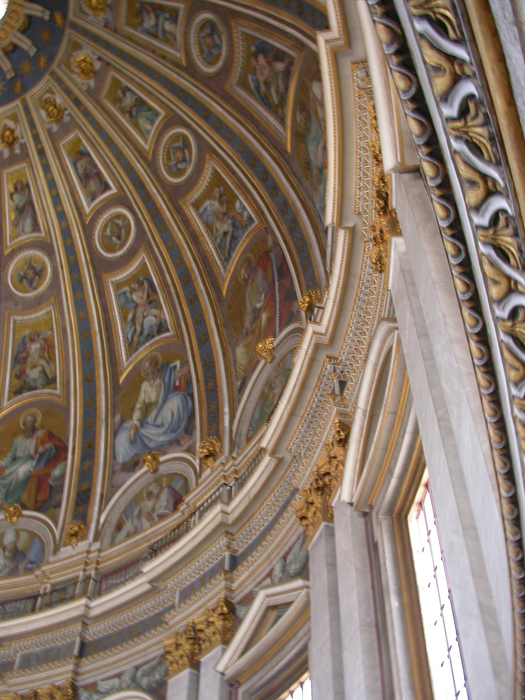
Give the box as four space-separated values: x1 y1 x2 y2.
366 0 525 695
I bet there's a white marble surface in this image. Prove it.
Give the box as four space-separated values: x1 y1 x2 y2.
333 500 384 700
198 645 229 700
390 177 512 699
166 668 199 700
308 522 344 700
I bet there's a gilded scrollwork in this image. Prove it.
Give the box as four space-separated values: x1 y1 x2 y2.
163 596 236 678
0 681 75 700
366 0 525 693
294 419 350 543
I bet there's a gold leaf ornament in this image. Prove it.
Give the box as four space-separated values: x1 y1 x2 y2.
255 337 275 362
198 436 221 470
3 503 22 523
65 521 88 547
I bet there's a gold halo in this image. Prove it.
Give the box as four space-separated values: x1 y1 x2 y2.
140 352 162 377
19 408 42 430
237 253 254 283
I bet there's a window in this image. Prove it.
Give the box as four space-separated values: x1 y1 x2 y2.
279 674 311 700
409 478 469 700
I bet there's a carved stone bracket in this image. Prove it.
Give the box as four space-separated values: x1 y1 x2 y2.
164 596 236 678
294 419 350 543
366 0 525 694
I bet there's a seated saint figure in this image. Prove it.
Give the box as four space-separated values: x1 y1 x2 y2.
114 353 193 466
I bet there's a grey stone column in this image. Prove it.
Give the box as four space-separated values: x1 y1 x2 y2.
197 645 229 700
308 521 344 700
166 668 199 700
333 500 383 700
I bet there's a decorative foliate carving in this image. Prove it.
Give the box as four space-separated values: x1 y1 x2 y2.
164 596 236 678
255 337 275 363
294 419 350 543
366 0 525 692
64 521 88 547
198 436 221 470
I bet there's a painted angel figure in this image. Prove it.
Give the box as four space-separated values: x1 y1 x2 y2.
118 276 168 356
16 258 44 290
13 330 56 395
136 3 179 47
167 135 191 176
103 215 129 251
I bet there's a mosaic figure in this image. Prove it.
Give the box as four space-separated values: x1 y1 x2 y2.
117 275 168 356
15 257 44 292
113 354 193 468
0 529 43 578
0 409 67 513
191 13 226 74
249 349 294 435
234 237 297 390
134 2 180 49
12 329 56 396
101 212 132 254
115 83 159 140
248 38 294 124
198 186 253 264
72 145 109 204
8 249 52 298
10 178 40 237
296 74 326 219
112 473 187 544
160 128 195 183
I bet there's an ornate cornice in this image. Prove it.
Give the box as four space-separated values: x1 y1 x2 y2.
163 596 236 678
366 0 525 694
294 419 350 542
0 680 75 700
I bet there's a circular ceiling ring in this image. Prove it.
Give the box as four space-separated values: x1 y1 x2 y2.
190 11 228 76
158 126 198 184
6 247 52 298
93 206 136 259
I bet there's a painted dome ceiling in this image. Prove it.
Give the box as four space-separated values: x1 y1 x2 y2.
0 0 329 552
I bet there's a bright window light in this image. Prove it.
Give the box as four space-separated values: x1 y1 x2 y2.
408 477 469 700
0 0 8 20
279 675 311 700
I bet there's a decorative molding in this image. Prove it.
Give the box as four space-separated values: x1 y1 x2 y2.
0 680 76 700
294 419 349 542
164 596 236 678
366 0 525 693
